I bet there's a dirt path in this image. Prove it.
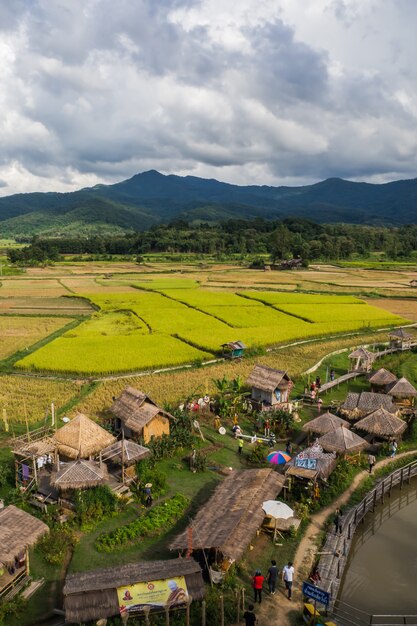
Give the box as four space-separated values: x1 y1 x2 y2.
253 450 417 626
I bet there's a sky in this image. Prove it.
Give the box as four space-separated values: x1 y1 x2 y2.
0 0 416 196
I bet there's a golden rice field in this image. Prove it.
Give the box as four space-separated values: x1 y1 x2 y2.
0 316 74 359
0 278 69 297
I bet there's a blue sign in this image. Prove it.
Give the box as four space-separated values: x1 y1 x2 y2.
302 582 330 606
295 458 317 470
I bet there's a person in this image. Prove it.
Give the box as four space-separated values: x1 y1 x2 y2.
310 381 316 392
267 560 279 595
333 508 343 534
368 453 376 474
330 369 335 382
315 376 321 389
317 397 323 413
190 449 197 472
144 483 153 507
313 483 320 500
390 439 398 458
282 561 295 600
214 415 221 430
309 566 321 586
264 418 270 436
285 440 292 455
252 569 264 604
238 438 243 455
243 604 257 626
233 413 239 425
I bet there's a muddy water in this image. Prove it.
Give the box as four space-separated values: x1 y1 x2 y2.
338 481 417 615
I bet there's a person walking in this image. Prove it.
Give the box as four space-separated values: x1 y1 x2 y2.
267 559 279 595
238 438 243 455
333 508 343 534
252 569 265 604
282 561 295 600
390 439 398 458
368 453 376 474
285 440 292 455
144 483 153 507
243 604 258 626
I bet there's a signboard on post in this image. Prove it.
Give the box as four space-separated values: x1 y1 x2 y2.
295 458 317 470
117 576 189 613
302 581 330 606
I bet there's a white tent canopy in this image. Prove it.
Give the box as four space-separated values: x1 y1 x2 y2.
262 500 294 520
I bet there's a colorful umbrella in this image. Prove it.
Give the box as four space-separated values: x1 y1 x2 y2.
267 450 291 465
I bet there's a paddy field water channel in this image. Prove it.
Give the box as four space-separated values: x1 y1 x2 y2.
338 479 417 620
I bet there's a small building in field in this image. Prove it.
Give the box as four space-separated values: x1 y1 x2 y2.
410 280 417 288
0 505 49 602
340 391 397 419
54 413 115 460
246 365 293 411
111 387 173 443
63 558 205 623
386 377 417 407
221 340 246 359
368 368 397 393
389 328 414 351
355 408 407 441
348 347 375 373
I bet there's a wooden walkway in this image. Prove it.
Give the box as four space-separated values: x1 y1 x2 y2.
319 371 362 393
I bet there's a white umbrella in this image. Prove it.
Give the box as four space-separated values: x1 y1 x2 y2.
262 500 294 520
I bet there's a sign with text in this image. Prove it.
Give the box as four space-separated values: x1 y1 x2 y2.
295 458 317 470
302 581 330 606
117 576 188 613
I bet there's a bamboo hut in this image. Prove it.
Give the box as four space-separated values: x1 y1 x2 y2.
170 469 284 569
340 391 396 419
246 365 292 411
348 347 375 372
302 412 350 436
386 377 417 407
368 368 397 393
111 387 173 443
355 408 407 439
52 459 109 491
0 505 48 600
64 558 204 623
221 340 246 359
317 426 368 455
54 414 115 460
389 328 414 351
101 440 150 466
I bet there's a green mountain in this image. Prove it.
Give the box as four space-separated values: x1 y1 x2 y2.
0 171 416 236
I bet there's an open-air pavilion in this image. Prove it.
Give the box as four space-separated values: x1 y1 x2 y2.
355 408 407 440
386 377 417 407
389 328 414 351
51 459 109 491
348 347 375 373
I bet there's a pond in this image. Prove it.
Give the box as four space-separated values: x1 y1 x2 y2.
338 480 417 617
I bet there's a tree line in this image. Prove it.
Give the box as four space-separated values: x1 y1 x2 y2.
8 218 417 264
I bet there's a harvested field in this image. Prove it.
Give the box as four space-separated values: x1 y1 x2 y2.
365 299 417 322
59 277 138 294
0 296 93 316
0 278 69 297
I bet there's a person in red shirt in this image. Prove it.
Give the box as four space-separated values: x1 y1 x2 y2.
252 569 265 604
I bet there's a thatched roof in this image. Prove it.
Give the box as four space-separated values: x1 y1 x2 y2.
170 469 284 562
368 368 397 387
349 347 375 360
52 459 108 491
302 412 350 435
341 392 396 415
246 365 291 392
64 558 204 623
386 377 417 399
355 409 407 437
54 413 115 459
101 439 150 466
389 328 413 340
111 387 174 435
317 426 368 454
0 505 49 566
286 448 337 481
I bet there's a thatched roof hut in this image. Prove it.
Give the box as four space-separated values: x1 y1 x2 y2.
64 558 204 623
52 459 109 491
286 445 337 482
111 387 173 443
0 505 49 566
386 377 417 400
317 426 368 454
368 368 397 390
340 391 396 418
170 469 284 565
54 413 115 460
246 365 292 408
355 409 407 438
389 328 413 340
101 440 150 466
302 412 350 435
349 347 375 372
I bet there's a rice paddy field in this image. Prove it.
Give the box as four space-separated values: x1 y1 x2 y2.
0 316 74 359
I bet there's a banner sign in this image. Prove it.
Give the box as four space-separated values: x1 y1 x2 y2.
302 581 330 606
295 457 317 470
117 576 188 613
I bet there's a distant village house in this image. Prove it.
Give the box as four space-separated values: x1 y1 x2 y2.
111 387 173 443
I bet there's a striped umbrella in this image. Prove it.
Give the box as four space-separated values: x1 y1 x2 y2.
266 450 292 465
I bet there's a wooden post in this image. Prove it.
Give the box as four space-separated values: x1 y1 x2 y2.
51 402 55 428
400 468 404 489
337 560 340 579
361 498 366 523
236 589 240 624
186 597 191 626
408 464 412 484
121 430 126 485
143 606 151 626
201 600 206 626
389 474 393 497
165 606 170 626
348 523 351 540
242 587 245 612
381 481 385 504
373 490 377 512
354 509 357 526
220 594 224 626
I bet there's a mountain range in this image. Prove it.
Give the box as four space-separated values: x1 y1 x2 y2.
0 170 416 237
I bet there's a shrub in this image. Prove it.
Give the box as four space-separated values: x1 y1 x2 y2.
247 443 269 466
73 485 119 528
38 527 78 564
135 460 167 499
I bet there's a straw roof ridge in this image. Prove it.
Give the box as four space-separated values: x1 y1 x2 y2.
0 505 49 566
386 377 417 398
246 364 290 393
317 426 368 453
101 439 150 465
169 469 284 561
349 347 375 359
389 328 413 339
368 368 398 386
302 412 350 435
54 413 115 459
355 409 407 437
52 459 108 490
111 387 174 434
341 391 395 414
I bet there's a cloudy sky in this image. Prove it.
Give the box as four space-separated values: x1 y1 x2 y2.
0 0 416 196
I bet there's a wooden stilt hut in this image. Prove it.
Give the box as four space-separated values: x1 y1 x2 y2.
101 440 150 484
51 459 109 492
355 408 407 441
389 328 414 351
348 347 375 372
54 414 115 460
368 368 397 393
0 506 48 601
386 377 417 407
317 426 368 456
302 412 350 437
246 364 293 411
